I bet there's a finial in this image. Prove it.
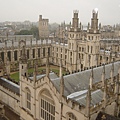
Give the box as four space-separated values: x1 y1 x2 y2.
101 64 105 87
19 45 27 63
60 59 64 101
90 67 94 89
110 62 114 83
46 55 49 77
86 85 91 119
33 61 38 82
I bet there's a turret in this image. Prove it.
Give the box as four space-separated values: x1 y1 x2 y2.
87 22 90 32
59 60 64 101
33 61 38 83
46 55 50 77
110 62 114 83
89 67 94 89
6 57 10 76
19 45 28 80
103 79 107 112
89 8 99 34
86 86 91 120
101 64 105 87
72 10 79 29
80 22 82 30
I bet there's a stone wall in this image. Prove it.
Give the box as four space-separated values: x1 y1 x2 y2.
0 85 20 116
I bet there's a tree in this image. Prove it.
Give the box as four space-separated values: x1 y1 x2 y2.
15 26 39 39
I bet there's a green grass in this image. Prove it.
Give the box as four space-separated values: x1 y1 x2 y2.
10 72 19 82
10 66 67 82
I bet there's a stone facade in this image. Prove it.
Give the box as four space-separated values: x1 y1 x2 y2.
0 9 120 74
0 9 120 120
39 15 49 39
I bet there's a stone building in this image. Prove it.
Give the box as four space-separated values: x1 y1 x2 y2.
0 9 120 74
0 9 120 120
38 15 49 39
0 45 120 119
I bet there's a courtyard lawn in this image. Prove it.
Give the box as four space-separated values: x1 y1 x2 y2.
10 72 19 82
10 65 67 82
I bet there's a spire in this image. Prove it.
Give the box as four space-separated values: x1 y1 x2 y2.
114 74 119 95
110 62 114 83
86 85 91 119
6 57 10 76
114 74 119 117
101 64 105 87
87 22 90 32
69 21 71 27
72 10 79 29
80 22 82 30
33 60 38 83
99 23 101 30
115 74 120 116
19 45 27 63
46 55 49 77
103 79 107 111
90 8 99 33
63 21 65 28
60 59 64 101
89 67 94 89
59 59 62 77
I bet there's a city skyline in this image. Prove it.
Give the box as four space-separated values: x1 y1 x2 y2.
0 0 120 25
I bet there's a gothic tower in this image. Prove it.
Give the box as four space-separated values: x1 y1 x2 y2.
39 15 49 39
85 8 101 68
19 42 28 81
67 10 82 72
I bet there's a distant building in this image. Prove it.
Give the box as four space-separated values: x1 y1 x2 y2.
39 15 49 39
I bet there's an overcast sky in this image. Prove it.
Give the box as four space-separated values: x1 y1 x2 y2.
0 0 120 25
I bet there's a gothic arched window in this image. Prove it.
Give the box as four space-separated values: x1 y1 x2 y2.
25 88 31 110
40 90 55 120
67 113 77 120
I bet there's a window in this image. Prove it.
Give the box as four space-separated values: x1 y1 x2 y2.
67 113 77 120
43 48 45 57
88 46 89 53
92 36 93 40
7 51 11 61
27 50 29 59
33 49 35 58
48 48 50 56
82 47 84 52
91 46 93 53
88 36 90 40
40 90 55 120
26 88 31 110
14 51 17 61
38 48 40 57
79 47 81 51
82 54 84 59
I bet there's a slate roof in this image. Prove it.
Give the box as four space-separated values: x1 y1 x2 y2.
29 72 58 81
67 89 103 106
51 61 120 97
0 77 20 95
